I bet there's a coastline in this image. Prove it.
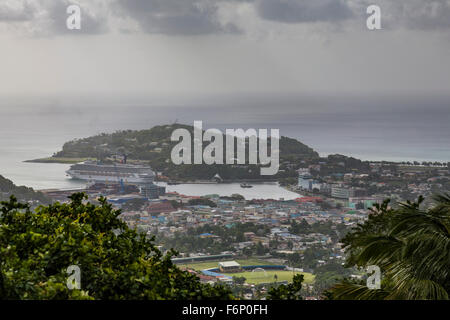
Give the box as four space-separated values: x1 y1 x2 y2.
25 156 448 167
24 157 96 164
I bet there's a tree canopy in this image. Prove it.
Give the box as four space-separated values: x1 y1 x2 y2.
328 194 450 300
0 175 49 204
0 193 232 300
267 274 304 300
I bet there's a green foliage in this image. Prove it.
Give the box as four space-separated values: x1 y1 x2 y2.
255 241 267 255
278 177 298 186
267 274 304 300
52 124 319 181
169 200 182 210
329 194 450 300
312 263 353 296
160 222 270 255
318 154 371 176
289 219 312 235
232 276 246 285
285 245 328 269
0 175 50 204
220 194 245 201
0 193 233 300
187 198 217 208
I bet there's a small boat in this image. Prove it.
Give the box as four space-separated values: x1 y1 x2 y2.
240 183 253 188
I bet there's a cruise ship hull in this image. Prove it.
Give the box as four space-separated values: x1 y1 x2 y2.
66 172 153 184
66 161 155 185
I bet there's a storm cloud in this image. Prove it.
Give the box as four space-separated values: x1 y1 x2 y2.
255 0 353 24
370 0 450 31
44 0 107 35
0 0 107 35
0 1 35 22
112 0 450 35
2 0 450 37
114 0 241 35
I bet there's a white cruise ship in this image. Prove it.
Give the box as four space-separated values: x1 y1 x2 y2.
66 161 155 184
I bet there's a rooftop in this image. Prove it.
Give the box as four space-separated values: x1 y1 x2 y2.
218 261 241 268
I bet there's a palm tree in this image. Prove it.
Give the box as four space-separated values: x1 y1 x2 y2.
328 194 450 300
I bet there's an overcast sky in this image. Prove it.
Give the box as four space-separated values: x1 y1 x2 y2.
1 0 450 99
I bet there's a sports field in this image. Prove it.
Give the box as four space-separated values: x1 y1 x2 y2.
227 270 315 285
177 259 315 284
177 259 277 271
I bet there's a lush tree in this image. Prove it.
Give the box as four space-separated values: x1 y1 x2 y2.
313 265 351 296
187 198 217 208
169 200 183 210
287 241 293 250
289 219 311 235
267 274 304 300
255 241 267 255
232 276 246 286
53 124 319 181
328 194 450 300
0 175 50 204
0 193 233 300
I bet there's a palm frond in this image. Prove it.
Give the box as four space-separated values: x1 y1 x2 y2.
329 282 390 300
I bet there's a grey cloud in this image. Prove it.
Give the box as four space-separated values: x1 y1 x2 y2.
115 0 241 35
387 0 450 31
0 1 35 21
251 0 450 32
0 0 108 36
44 0 107 35
255 0 354 24
346 0 450 31
110 0 450 35
3 0 450 38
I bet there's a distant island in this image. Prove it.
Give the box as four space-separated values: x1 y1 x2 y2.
27 124 321 182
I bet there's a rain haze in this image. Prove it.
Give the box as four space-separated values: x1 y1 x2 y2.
0 1 449 96
0 0 449 188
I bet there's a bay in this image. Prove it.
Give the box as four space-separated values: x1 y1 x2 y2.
0 95 448 193
157 182 300 201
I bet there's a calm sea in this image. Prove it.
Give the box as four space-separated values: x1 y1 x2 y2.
0 95 448 195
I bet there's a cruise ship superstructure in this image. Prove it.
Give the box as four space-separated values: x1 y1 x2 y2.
66 161 155 184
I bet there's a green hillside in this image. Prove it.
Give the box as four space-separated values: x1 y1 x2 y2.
48 124 319 181
0 175 50 204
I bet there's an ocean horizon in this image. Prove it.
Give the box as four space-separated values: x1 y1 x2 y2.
0 95 449 190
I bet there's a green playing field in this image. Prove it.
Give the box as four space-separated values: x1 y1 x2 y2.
177 258 277 271
176 258 315 285
226 270 315 285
